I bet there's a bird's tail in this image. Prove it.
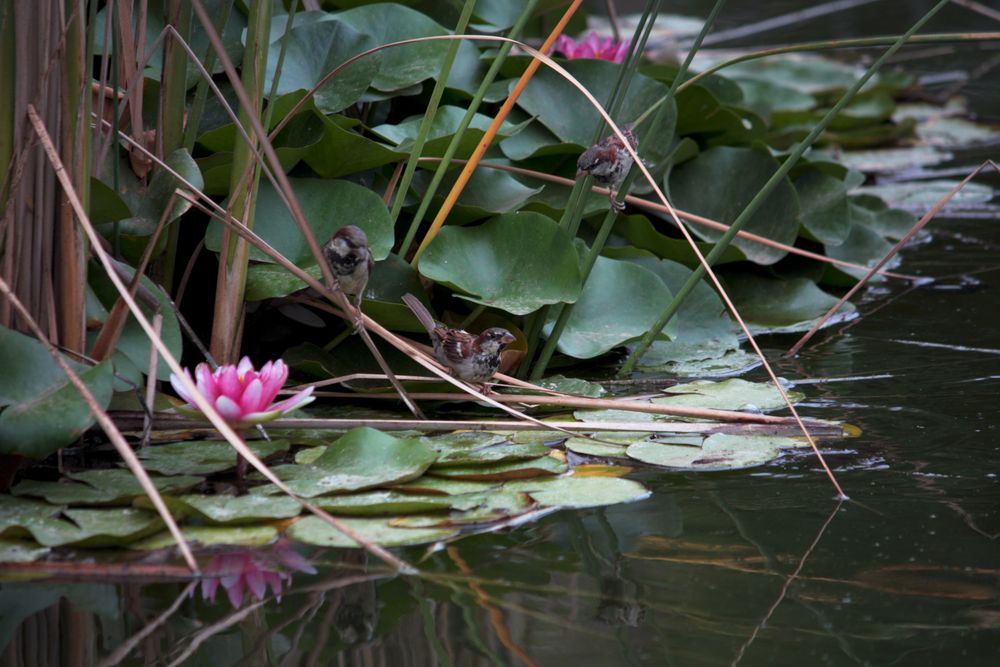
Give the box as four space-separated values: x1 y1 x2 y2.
401 293 437 334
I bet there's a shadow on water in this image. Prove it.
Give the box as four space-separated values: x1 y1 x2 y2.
3 1 1000 665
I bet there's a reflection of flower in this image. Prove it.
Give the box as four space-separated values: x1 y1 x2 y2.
554 32 631 64
170 357 314 427
200 541 317 608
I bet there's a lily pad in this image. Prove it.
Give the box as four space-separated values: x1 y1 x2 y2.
12 470 202 506
130 525 278 550
287 516 456 547
313 491 455 516
430 438 551 467
726 275 855 331
0 538 49 564
856 180 997 210
392 490 535 527
626 433 783 471
0 499 163 548
265 428 437 497
656 379 803 412
505 476 651 509
837 146 950 173
391 478 501 495
428 454 568 480
167 494 303 524
419 212 581 315
137 440 289 476
564 438 631 458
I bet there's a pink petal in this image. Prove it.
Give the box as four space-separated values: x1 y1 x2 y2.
245 568 266 601
217 366 244 403
240 378 266 414
214 395 246 423
201 577 220 602
269 387 315 415
169 369 196 405
275 544 316 574
612 40 631 63
258 369 286 408
585 31 601 52
555 34 575 57
263 571 284 598
195 364 220 403
237 356 255 377
223 580 244 608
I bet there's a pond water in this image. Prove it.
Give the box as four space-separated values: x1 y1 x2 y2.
3 2 999 666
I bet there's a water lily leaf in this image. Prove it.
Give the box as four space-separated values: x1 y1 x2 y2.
266 428 437 497
709 54 864 96
0 353 113 459
429 455 567 480
313 490 455 515
531 375 607 398
669 146 800 265
732 77 815 122
392 490 535 527
848 194 917 240
824 219 897 282
263 18 379 113
837 146 951 173
1 502 164 548
830 92 896 130
137 440 289 476
205 178 394 266
167 494 302 524
12 470 201 506
797 168 850 245
89 177 132 225
573 407 656 423
287 516 456 547
626 434 782 471
674 83 763 146
372 106 526 158
130 525 278 550
505 476 650 508
419 212 581 315
857 180 997 209
725 275 855 331
564 438 630 458
542 254 675 359
915 116 1000 147
613 216 744 266
422 432 509 451
430 442 551 467
0 538 49 563
410 168 543 221
656 378 802 412
392 478 501 495
305 114 400 178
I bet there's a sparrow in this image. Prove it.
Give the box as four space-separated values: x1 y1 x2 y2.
401 293 516 384
323 225 373 330
576 125 638 212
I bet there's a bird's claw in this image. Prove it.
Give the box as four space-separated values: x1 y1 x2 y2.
608 191 625 212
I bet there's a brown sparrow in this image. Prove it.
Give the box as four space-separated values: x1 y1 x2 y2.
576 125 638 211
323 225 373 329
401 293 516 384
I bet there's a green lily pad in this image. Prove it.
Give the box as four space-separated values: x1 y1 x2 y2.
797 168 851 245
656 379 803 412
429 455 567 480
825 220 897 282
391 478 501 495
626 433 783 471
12 470 202 506
287 516 456 547
137 440 289 476
915 116 1000 147
422 432 509 451
419 212 581 315
0 499 164 548
130 525 278 550
563 438 631 458
372 106 526 158
668 146 800 265
856 180 997 209
573 407 657 423
425 433 550 467
294 446 325 465
411 166 543 222
304 113 400 178
505 476 650 509
0 326 114 459
726 275 855 331
837 146 951 173
0 538 49 564
166 494 303 525
542 254 675 359
265 428 437 497
313 490 456 515
392 490 536 528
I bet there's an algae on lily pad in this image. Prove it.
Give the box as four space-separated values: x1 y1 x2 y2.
137 439 289 476
287 516 456 547
12 469 201 506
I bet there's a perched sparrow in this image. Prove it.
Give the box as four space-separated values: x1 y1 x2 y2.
323 225 373 329
576 125 638 212
401 293 516 384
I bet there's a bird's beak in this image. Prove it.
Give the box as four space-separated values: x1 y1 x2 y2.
501 332 516 344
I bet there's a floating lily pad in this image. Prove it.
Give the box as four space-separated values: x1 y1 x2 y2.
573 407 656 423
429 455 568 480
915 116 1000 147
0 499 165 548
137 440 289 476
131 525 279 550
391 478 501 495
430 441 551 468
419 212 581 315
167 494 303 525
422 432 509 452
856 180 997 209
392 490 536 528
287 516 456 547
0 538 49 564
265 428 437 497
564 438 631 458
313 491 455 515
505 476 651 509
726 275 855 332
294 446 325 465
656 378 802 412
12 470 202 506
837 146 950 173
626 433 784 471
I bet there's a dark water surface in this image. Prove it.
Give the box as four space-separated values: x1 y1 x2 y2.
3 2 999 665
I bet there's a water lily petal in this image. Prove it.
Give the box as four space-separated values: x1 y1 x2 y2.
244 566 266 602
238 409 284 426
223 579 244 609
217 366 244 403
194 364 221 404
201 577 220 602
236 356 255 378
270 386 315 415
214 395 246 423
258 362 287 407
240 378 265 414
169 369 196 405
275 543 317 574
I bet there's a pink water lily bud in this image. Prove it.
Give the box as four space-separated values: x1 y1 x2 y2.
554 31 631 64
170 357 314 427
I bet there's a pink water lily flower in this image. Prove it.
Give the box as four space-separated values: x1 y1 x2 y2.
554 32 631 64
170 357 314 427
199 540 317 608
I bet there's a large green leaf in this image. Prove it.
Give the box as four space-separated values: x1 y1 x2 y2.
137 440 289 476
505 476 650 509
669 146 800 265
0 498 163 548
419 212 581 315
205 178 394 265
542 254 675 359
410 167 542 221
656 379 803 412
263 17 379 113
726 275 856 331
796 168 851 245
312 490 456 515
0 336 113 458
130 525 278 550
165 494 302 525
265 428 437 497
372 106 526 158
304 114 400 178
626 433 784 471
12 470 201 506
287 516 456 547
